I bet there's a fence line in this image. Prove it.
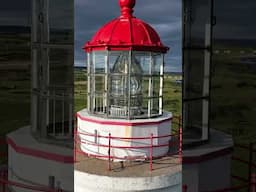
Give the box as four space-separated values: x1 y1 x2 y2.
0 139 63 192
74 115 182 172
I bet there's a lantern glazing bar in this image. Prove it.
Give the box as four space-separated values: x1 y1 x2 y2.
159 53 164 115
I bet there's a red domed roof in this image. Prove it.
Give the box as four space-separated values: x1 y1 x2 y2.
83 0 169 53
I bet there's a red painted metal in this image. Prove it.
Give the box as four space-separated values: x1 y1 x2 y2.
74 127 77 163
182 185 188 192
150 133 153 172
7 137 74 163
0 177 61 192
119 0 135 18
179 116 182 163
83 0 169 53
251 173 256 192
108 133 111 171
78 129 176 140
75 129 181 168
76 113 172 126
75 132 181 160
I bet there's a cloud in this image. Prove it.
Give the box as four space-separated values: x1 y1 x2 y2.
75 0 182 72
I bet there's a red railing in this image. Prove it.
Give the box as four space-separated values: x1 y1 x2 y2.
0 138 63 192
74 115 182 172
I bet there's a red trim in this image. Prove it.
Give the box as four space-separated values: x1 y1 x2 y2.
182 147 233 164
76 113 172 126
7 137 74 164
84 44 169 53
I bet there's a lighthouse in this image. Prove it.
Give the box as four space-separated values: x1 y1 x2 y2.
6 0 74 191
75 0 181 191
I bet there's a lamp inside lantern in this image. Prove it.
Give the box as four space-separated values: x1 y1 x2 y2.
110 52 143 117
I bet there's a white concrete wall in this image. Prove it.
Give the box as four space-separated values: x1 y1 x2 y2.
199 155 231 191
77 111 172 161
74 170 181 192
183 154 232 192
7 127 73 192
182 129 233 192
8 146 73 192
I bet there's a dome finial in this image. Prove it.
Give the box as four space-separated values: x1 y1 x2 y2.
119 0 136 18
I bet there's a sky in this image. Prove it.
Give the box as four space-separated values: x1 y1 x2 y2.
1 0 256 73
75 0 182 72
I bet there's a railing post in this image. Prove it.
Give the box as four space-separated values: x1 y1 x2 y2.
1 170 6 192
251 173 256 192
74 126 77 163
182 184 187 192
150 133 153 172
1 171 3 192
179 116 182 164
249 142 253 192
108 133 111 171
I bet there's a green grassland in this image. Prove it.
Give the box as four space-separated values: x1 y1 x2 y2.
211 48 256 189
211 50 256 144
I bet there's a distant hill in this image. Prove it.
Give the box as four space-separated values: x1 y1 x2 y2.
0 26 30 34
0 25 72 35
214 38 256 47
74 66 182 75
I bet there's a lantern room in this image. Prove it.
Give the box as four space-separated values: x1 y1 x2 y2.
83 0 169 119
77 0 172 160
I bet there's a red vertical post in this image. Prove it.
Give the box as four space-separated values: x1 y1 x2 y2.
251 173 256 192
74 126 77 163
179 116 182 163
108 133 111 171
249 143 253 192
182 184 187 192
150 133 153 172
1 171 5 192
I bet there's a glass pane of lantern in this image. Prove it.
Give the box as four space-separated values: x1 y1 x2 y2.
183 0 211 47
109 53 130 111
134 52 151 74
130 74 143 116
152 97 160 115
49 0 73 44
47 48 73 138
130 54 143 116
152 76 160 97
87 53 93 74
141 97 148 116
183 99 204 144
109 51 122 71
49 49 73 85
183 49 209 144
93 94 106 114
92 51 107 73
48 95 71 136
94 75 105 93
183 49 205 99
152 53 162 75
142 76 150 96
109 70 129 117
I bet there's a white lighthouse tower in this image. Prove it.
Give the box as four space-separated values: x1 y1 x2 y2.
7 0 74 191
75 0 181 191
